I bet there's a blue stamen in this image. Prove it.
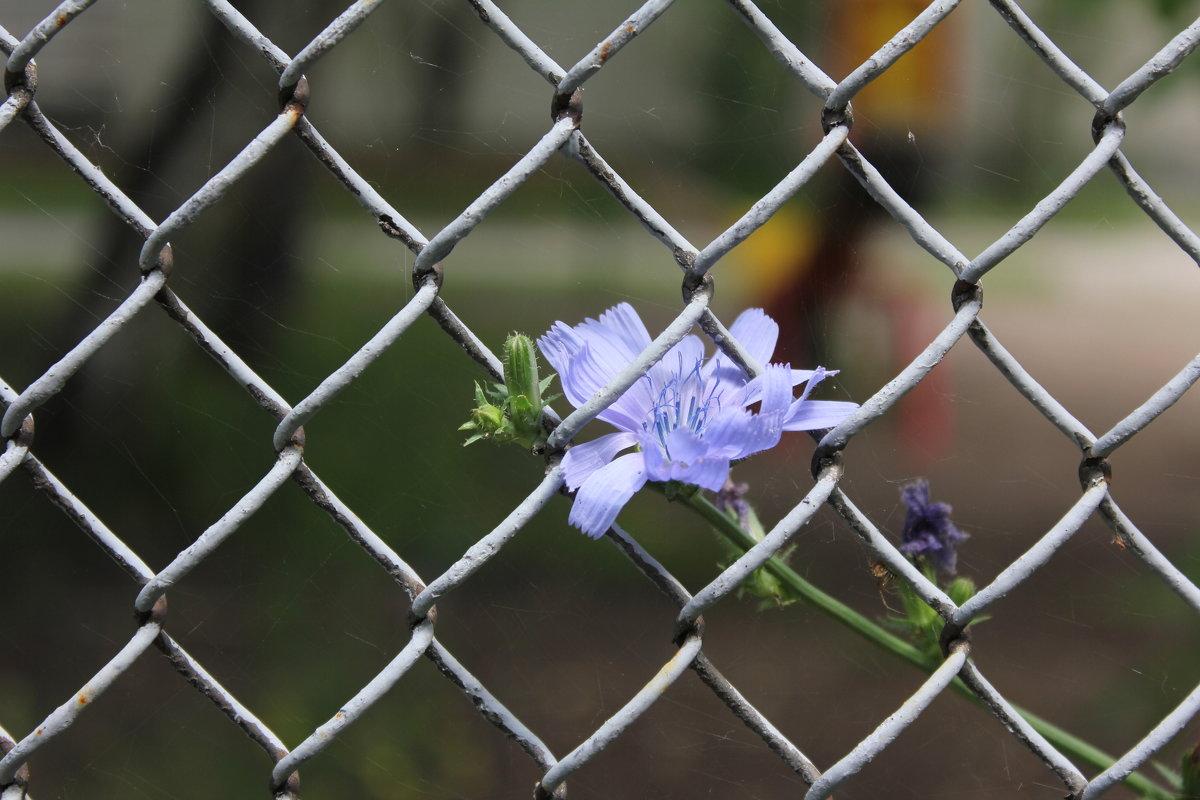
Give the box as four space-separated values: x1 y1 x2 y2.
643 355 722 459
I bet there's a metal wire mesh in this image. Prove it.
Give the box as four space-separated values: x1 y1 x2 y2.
2 1 1199 798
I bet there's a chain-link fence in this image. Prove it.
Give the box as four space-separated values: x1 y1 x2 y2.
2 1 1199 798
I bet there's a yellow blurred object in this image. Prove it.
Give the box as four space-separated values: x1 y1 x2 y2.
829 0 956 132
729 203 816 296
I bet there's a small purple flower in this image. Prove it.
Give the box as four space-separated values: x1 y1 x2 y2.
899 480 968 575
715 479 752 533
538 303 859 537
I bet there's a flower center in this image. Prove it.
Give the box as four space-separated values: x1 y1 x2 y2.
643 354 721 457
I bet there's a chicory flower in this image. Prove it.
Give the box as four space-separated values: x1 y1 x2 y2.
899 480 968 575
538 303 858 537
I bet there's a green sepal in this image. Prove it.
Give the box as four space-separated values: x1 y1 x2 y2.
460 333 557 449
1181 740 1200 799
884 567 984 659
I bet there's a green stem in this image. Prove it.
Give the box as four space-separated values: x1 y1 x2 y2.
669 487 1174 800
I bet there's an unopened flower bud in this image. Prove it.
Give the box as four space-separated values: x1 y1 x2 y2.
504 334 540 405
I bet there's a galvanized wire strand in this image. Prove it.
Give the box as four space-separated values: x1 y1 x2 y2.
424 640 562 773
203 0 292 70
604 524 695 613
954 661 1088 794
152 290 292 418
724 0 836 98
823 0 962 116
410 115 580 276
4 0 98 76
138 101 308 272
689 124 850 278
0 722 31 800
0 612 165 785
291 465 428 599
270 618 437 789
1107 150 1200 266
409 465 566 621
3 0 1200 795
466 0 565 85
804 646 970 800
840 143 970 275
556 0 676 96
698 310 766 381
1097 496 1200 616
677 465 842 628
278 0 385 89
604 525 823 783
0 422 28 483
1101 16 1200 116
987 0 1109 106
19 455 154 583
134 446 306 613
535 631 704 796
293 118 427 252
570 134 698 264
1090 353 1200 457
1081 679 1200 799
827 488 956 614
965 319 1097 450
545 294 712 450
271 280 439 450
18 98 157 235
0 87 28 132
817 289 982 454
153 634 294 768
962 122 1126 284
950 482 1110 630
0 19 33 132
425 297 506 382
0 270 167 438
0 783 30 800
689 654 825 784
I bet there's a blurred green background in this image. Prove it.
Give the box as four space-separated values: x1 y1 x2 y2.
2 1 1200 798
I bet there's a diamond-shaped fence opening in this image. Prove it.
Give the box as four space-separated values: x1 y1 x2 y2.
2 1 1199 798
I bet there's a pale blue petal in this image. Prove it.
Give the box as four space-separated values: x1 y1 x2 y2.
668 455 731 492
795 365 833 403
664 426 708 465
756 364 793 415
569 328 659 422
727 307 779 368
783 400 859 431
701 407 762 458
790 368 819 387
569 452 647 538
734 363 792 412
582 303 652 359
643 427 731 492
537 322 583 377
706 309 782 391
540 304 658 425
561 432 639 490
558 343 647 432
639 429 672 483
703 403 784 460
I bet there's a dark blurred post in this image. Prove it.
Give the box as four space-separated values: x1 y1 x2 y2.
766 1 960 466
